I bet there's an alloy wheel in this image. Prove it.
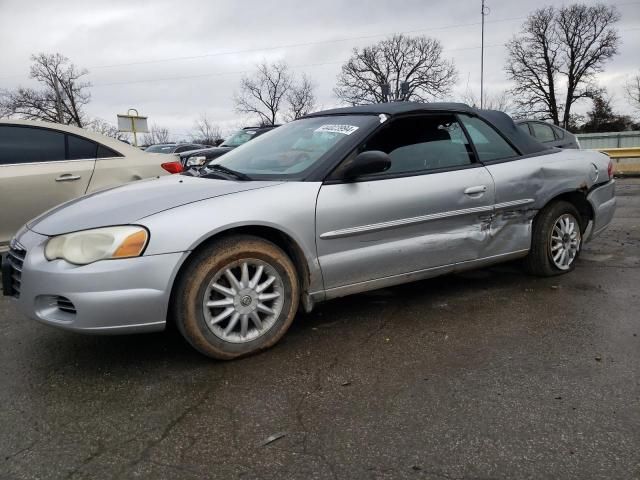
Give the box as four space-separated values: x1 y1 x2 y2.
549 214 581 270
202 258 284 343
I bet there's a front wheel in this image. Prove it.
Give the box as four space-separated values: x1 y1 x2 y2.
524 201 583 277
173 235 299 359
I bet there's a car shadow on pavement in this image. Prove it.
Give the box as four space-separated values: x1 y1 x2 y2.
290 260 527 333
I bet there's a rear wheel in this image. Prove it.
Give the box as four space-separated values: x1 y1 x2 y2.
524 201 583 276
173 235 299 359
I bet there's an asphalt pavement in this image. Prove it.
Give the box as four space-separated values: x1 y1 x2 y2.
1 179 638 480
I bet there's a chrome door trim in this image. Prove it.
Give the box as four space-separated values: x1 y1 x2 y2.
494 198 534 210
0 158 95 167
319 198 534 240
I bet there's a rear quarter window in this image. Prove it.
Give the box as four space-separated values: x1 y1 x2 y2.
67 134 97 160
552 126 565 139
97 144 123 158
530 122 556 143
458 115 519 162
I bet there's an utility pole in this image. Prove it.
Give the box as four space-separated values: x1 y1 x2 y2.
480 0 489 109
53 76 64 123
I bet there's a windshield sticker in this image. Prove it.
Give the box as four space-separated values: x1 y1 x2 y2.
315 124 359 135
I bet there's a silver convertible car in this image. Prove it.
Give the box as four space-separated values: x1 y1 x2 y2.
2 103 616 359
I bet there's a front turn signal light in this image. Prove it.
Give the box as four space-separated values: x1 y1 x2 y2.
113 229 148 258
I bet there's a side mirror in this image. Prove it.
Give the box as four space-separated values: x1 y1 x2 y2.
343 150 391 179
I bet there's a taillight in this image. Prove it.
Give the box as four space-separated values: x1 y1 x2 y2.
161 161 183 174
607 159 613 179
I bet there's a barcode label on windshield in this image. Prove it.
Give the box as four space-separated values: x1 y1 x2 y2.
315 124 359 135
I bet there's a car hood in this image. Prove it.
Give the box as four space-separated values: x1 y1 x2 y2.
27 175 282 236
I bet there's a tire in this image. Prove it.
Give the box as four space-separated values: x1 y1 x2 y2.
523 200 583 277
173 235 299 360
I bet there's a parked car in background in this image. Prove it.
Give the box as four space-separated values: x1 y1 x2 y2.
181 125 279 169
145 143 208 154
0 119 175 251
516 120 580 149
3 103 615 360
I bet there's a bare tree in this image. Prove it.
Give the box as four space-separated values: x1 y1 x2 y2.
142 124 171 145
506 7 562 124
506 4 620 128
626 72 640 113
87 118 129 142
0 53 91 127
234 61 292 126
460 88 515 114
334 34 457 105
284 74 316 121
191 114 223 145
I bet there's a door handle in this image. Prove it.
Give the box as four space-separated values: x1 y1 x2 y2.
464 185 487 195
55 174 81 182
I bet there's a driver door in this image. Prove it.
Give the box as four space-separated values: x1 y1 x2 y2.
315 114 495 293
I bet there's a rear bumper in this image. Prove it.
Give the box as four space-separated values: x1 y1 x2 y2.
586 180 616 241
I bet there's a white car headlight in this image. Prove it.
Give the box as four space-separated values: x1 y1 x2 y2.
44 226 149 265
186 156 207 167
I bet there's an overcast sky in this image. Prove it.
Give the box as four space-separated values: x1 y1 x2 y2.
0 0 638 140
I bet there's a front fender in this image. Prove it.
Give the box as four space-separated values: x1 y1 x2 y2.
138 182 324 292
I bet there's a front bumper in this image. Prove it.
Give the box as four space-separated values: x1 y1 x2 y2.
8 227 187 334
586 180 616 241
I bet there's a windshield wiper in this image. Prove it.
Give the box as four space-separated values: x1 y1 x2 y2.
201 164 252 181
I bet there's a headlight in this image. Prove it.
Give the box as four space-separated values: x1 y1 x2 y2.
45 226 149 265
186 156 207 168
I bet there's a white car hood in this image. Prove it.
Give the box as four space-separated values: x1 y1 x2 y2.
28 175 281 236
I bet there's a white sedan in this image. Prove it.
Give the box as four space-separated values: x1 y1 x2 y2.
0 119 180 250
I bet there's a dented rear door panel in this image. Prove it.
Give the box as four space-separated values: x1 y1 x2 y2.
481 148 611 258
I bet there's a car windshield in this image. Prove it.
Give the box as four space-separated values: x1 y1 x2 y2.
204 116 377 179
145 145 175 153
220 130 257 147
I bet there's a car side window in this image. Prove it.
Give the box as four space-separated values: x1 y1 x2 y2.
551 125 565 140
67 134 97 160
458 115 519 162
530 122 555 143
517 123 531 135
97 144 123 158
361 114 473 176
0 125 66 164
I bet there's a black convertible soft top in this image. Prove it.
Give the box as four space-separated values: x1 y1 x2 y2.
304 102 550 156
